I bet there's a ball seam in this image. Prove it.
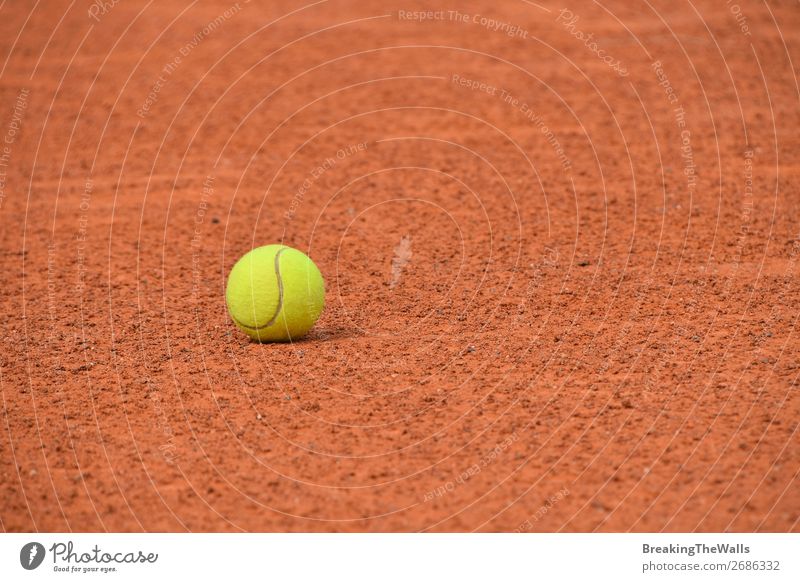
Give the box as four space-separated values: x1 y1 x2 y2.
231 247 287 333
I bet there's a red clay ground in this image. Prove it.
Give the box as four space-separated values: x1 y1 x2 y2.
1 0 799 532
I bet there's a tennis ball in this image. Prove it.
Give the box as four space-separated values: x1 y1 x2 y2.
226 244 325 342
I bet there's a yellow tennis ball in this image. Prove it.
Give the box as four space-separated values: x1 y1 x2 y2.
226 244 325 342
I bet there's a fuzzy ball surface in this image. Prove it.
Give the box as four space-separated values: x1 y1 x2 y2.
226 244 325 342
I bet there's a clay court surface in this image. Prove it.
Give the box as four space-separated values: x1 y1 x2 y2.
1 0 799 532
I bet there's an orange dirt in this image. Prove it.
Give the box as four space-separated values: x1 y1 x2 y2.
1 0 799 532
